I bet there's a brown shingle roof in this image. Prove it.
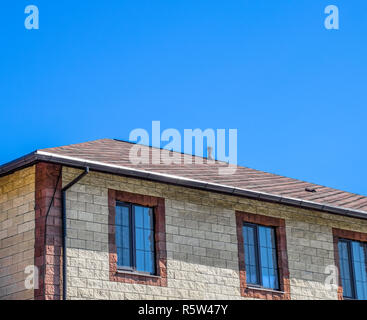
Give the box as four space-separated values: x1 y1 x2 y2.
39 138 367 213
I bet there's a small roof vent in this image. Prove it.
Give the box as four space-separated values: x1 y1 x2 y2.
207 147 213 160
305 187 317 193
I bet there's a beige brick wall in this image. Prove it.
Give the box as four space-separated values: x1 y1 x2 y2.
63 167 367 300
0 166 35 300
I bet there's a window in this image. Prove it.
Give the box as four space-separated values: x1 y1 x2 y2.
108 189 167 287
115 202 156 274
338 239 367 300
236 211 290 299
243 223 279 290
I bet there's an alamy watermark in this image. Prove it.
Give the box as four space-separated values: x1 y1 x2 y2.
128 121 238 175
24 5 39 30
24 265 39 290
324 5 339 30
23 5 340 31
324 264 339 291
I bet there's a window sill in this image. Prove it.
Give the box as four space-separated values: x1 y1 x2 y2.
110 267 167 286
242 285 290 300
116 269 160 278
246 286 285 294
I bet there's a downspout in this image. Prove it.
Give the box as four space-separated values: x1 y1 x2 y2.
61 167 89 300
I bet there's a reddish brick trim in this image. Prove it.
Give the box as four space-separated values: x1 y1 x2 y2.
235 211 290 300
34 162 63 300
108 189 167 286
332 228 367 300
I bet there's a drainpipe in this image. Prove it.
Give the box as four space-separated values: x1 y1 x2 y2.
61 167 89 300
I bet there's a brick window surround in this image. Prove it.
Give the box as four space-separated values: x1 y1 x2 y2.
332 227 367 300
108 189 167 286
235 211 290 300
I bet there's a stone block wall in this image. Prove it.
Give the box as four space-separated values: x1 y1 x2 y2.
62 167 367 300
0 166 36 300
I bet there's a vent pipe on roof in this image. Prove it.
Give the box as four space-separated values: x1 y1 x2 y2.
207 147 213 160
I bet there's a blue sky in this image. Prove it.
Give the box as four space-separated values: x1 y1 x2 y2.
1 1 366 195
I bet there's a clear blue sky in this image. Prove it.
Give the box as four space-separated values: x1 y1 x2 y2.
1 1 366 196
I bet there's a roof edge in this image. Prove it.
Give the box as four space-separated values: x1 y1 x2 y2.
0 150 366 220
0 151 38 177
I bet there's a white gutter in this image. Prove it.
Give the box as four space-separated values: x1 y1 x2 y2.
0 150 366 220
34 151 367 220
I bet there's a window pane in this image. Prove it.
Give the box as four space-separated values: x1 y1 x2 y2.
115 223 122 244
122 226 130 249
351 241 367 300
116 205 129 226
116 246 123 266
145 251 155 274
115 205 131 268
259 226 279 290
243 225 259 285
122 248 130 267
116 243 131 267
136 227 144 251
134 206 155 274
144 207 153 229
145 228 155 252
338 241 353 298
121 208 130 226
135 206 144 228
115 206 122 225
136 249 145 271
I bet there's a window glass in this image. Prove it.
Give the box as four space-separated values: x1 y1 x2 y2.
135 206 144 228
243 223 279 290
259 226 279 290
339 239 367 300
115 203 155 274
135 206 155 273
243 225 259 285
351 241 367 300
338 241 353 298
115 205 131 268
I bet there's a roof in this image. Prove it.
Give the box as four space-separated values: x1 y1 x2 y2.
1 138 367 219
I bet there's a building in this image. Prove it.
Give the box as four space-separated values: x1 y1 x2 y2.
0 139 366 300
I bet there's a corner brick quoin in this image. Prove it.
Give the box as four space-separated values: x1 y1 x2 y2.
235 211 291 300
332 227 367 300
108 189 167 286
34 162 63 300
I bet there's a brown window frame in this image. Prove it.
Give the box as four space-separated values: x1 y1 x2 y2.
108 189 167 286
236 211 290 300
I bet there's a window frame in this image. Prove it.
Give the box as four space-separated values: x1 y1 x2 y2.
242 222 280 290
115 201 156 275
108 189 167 287
333 228 367 300
236 211 290 300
